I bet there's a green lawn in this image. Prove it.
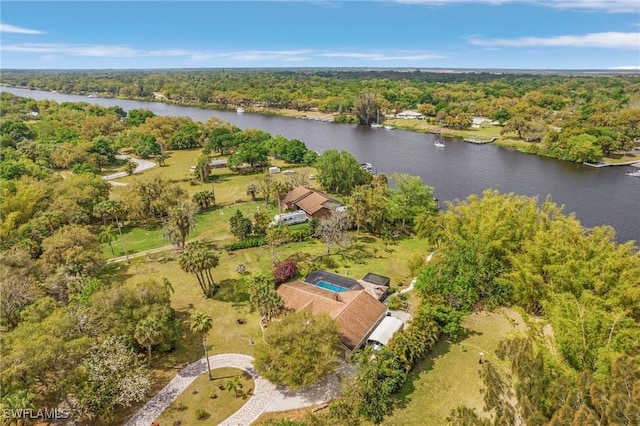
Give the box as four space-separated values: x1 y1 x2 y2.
100 201 279 259
104 146 437 424
113 231 432 426
156 368 254 426
251 309 528 426
109 150 320 206
382 309 527 426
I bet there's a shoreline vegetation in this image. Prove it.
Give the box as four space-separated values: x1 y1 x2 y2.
2 68 638 165
8 86 639 166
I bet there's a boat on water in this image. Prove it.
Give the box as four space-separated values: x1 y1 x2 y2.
360 162 374 173
384 125 395 130
371 109 383 128
626 170 640 177
237 107 245 113
434 133 445 148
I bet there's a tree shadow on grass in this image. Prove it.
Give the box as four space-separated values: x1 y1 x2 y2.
338 243 374 264
96 261 133 283
355 235 377 244
215 278 250 308
169 310 205 366
119 223 161 235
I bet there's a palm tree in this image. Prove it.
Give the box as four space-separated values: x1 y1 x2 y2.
226 376 242 398
98 225 117 256
163 202 199 250
190 310 213 380
93 200 129 262
134 317 162 367
246 183 258 201
271 181 291 214
154 152 169 167
192 190 215 210
178 241 219 297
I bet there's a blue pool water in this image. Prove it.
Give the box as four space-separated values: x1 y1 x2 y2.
316 281 347 293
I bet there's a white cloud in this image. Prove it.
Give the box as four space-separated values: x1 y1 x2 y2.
610 65 640 69
320 50 444 61
541 0 639 13
2 43 142 57
189 54 212 62
1 42 449 64
0 23 45 34
0 43 314 62
467 32 640 49
223 50 311 62
147 49 200 57
394 0 640 13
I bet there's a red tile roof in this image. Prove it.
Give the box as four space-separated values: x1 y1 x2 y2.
277 281 387 351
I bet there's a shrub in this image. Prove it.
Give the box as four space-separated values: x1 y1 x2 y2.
194 408 210 421
291 230 309 242
307 217 319 237
387 295 401 310
273 259 298 284
224 237 265 252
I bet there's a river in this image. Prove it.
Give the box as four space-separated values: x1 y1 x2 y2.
3 87 639 245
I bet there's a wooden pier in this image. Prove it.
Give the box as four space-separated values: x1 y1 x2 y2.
463 136 498 144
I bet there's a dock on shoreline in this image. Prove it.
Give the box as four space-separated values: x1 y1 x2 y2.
462 136 498 144
582 160 640 168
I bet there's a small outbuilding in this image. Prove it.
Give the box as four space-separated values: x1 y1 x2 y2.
367 316 405 348
268 166 281 174
209 159 228 168
396 110 425 120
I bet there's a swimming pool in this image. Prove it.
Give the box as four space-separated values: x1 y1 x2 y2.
315 280 348 293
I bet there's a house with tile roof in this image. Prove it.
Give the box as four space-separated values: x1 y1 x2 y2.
280 186 344 219
277 281 387 353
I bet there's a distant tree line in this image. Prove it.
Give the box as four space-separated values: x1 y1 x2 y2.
3 69 639 162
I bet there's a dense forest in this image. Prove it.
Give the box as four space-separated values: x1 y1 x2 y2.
0 81 638 425
2 69 639 162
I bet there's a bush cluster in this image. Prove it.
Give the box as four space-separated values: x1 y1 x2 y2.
223 237 265 252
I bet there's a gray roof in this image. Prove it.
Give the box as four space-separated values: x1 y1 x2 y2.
362 272 391 287
209 159 228 167
367 316 404 346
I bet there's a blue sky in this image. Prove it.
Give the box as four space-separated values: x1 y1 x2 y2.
1 1 639 70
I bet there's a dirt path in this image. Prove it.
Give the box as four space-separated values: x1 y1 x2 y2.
106 244 175 264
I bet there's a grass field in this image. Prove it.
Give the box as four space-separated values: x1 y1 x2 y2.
110 149 320 206
250 309 528 426
155 367 254 425
105 146 439 425
382 309 527 426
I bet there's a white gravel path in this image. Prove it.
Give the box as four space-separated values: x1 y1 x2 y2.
124 354 278 426
102 155 156 181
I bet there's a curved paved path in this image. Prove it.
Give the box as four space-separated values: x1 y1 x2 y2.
124 354 278 426
103 155 157 181
399 251 434 295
